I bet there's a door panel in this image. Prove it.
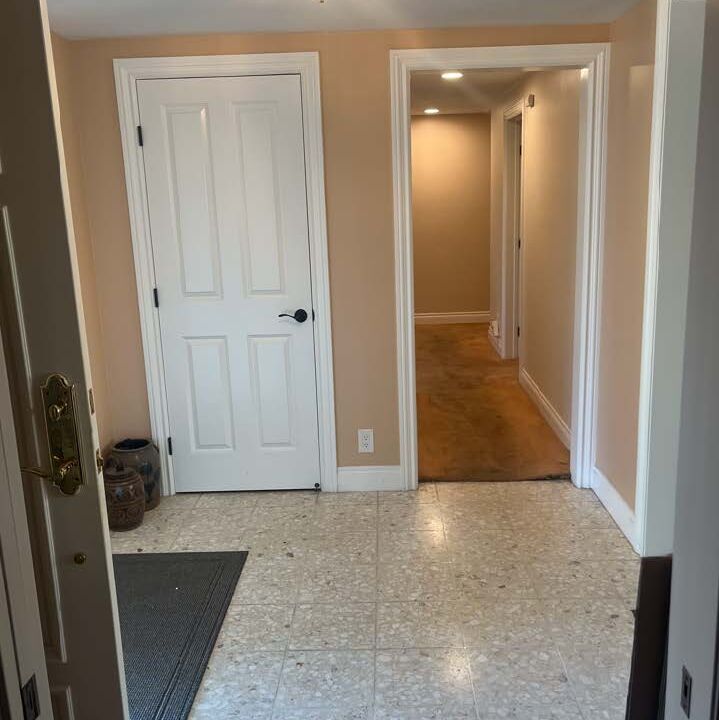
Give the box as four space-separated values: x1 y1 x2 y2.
166 105 222 298
138 75 320 492
0 0 126 716
235 103 285 294
0 322 50 720
249 334 295 447
186 336 235 451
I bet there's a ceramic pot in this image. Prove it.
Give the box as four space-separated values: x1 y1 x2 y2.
107 438 161 510
104 464 145 531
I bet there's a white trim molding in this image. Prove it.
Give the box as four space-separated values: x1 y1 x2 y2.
500 97 525 360
337 466 403 492
634 0 703 557
114 53 338 494
518 367 571 450
414 311 490 325
487 325 502 357
391 44 610 492
592 467 639 552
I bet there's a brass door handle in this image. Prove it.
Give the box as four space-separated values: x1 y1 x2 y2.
20 374 85 495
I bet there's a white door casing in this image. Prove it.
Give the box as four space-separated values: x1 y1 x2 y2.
501 100 524 361
0 0 127 716
138 74 320 492
391 44 609 492
115 54 336 495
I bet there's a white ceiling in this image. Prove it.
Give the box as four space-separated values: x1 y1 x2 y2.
411 68 531 115
48 0 640 40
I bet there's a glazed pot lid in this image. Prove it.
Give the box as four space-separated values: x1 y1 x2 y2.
104 464 139 481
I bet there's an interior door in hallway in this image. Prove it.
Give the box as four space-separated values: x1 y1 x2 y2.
138 75 320 492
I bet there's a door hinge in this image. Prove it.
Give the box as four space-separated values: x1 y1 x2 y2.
312 309 316 322
21 674 40 720
517 326 521 338
518 238 521 249
137 125 144 147
153 287 159 308
168 437 173 456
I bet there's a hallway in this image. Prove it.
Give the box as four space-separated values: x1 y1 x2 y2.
416 323 570 482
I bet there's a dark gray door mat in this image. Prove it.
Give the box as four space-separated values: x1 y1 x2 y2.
113 552 248 720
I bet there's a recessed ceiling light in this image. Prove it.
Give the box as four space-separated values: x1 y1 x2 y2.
424 107 440 115
441 71 464 80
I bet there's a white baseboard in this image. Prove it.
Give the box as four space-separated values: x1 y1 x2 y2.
592 467 639 552
487 328 501 356
336 465 403 492
414 311 491 325
518 367 571 449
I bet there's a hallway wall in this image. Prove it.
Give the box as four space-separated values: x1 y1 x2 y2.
411 113 491 316
595 0 657 510
490 68 581 430
520 69 581 430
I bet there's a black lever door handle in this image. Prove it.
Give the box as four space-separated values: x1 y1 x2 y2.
278 308 309 323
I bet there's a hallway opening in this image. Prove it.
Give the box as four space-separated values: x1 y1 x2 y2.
408 63 580 483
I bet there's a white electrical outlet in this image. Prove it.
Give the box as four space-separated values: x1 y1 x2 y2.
358 429 374 454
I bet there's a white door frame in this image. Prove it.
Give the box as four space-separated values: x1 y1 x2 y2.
391 44 610 491
114 53 337 494
500 98 525 360
634 0 704 556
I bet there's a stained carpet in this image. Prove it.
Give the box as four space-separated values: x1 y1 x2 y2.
113 551 247 720
416 322 570 481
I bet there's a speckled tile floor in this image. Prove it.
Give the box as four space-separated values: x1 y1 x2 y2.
111 481 638 720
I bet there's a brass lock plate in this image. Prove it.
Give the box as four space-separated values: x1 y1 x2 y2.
41 373 84 495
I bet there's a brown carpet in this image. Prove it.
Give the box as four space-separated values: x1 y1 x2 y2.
416 323 570 482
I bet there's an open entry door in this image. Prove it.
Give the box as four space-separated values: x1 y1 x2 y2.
0 0 126 717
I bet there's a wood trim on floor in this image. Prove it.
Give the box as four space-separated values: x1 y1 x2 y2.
518 367 572 450
414 311 490 325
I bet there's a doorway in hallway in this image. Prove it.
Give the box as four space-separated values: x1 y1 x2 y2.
409 64 581 484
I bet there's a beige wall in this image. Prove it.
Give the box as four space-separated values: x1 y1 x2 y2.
51 23 610 465
515 69 581 427
411 113 491 315
595 0 657 509
489 70 582 427
52 38 113 445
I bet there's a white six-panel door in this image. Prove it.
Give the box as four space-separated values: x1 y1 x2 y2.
137 75 320 492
